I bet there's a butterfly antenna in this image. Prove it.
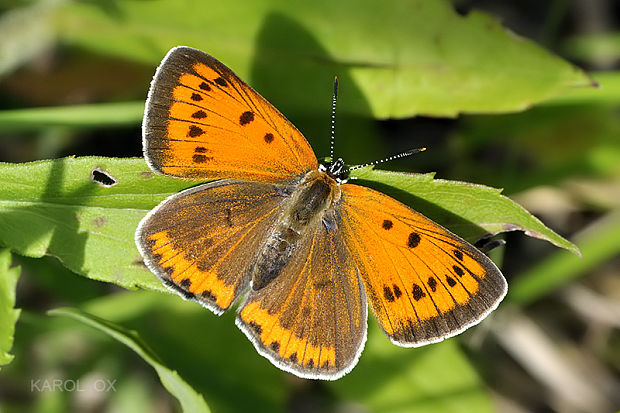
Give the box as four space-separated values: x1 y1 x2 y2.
329 76 338 165
345 147 427 173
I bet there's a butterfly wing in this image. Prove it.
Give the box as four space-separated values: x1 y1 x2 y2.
136 179 296 314
338 184 507 346
143 46 318 181
236 209 367 380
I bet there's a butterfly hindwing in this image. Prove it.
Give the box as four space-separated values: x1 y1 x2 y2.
338 184 507 346
236 209 367 380
143 46 318 181
136 179 296 314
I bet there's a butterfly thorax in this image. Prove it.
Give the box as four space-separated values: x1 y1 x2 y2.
251 170 340 290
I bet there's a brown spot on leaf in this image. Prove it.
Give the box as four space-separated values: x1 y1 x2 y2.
92 216 107 228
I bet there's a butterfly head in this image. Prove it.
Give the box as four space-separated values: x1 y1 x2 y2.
319 158 350 184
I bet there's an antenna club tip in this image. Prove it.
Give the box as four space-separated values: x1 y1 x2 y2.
420 147 427 152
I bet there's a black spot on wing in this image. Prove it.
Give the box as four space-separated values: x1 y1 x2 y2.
191 110 207 119
411 283 426 301
248 321 262 335
239 111 254 125
408 232 421 248
162 278 194 300
188 125 204 137
192 154 212 163
428 276 437 292
393 284 402 299
200 290 216 301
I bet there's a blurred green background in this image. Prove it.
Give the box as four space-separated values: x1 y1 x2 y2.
0 0 619 412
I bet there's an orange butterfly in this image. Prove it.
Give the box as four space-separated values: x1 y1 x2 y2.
135 46 507 380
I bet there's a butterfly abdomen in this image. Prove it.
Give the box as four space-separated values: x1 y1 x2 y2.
251 172 340 290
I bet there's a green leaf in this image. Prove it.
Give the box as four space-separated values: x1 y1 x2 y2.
0 102 144 131
0 157 577 295
331 323 493 412
509 211 620 305
351 167 579 255
542 71 620 107
0 156 190 292
47 307 210 413
82 291 290 412
0 249 21 368
52 0 593 118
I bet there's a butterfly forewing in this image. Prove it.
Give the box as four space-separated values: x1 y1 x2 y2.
143 46 318 182
338 184 507 346
136 179 296 314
